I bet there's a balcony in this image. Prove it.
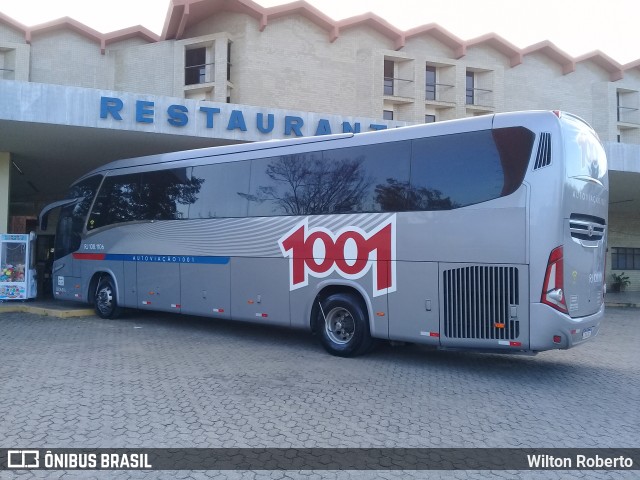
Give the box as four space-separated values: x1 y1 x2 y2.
383 76 414 104
185 62 216 86
184 62 217 99
617 105 640 128
425 82 455 107
465 87 494 113
0 68 14 80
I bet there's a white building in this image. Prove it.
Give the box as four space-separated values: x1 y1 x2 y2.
1 0 639 289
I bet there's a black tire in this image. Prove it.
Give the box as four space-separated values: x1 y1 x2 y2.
94 277 122 319
317 293 374 357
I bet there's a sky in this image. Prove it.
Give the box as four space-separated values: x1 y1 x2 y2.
1 0 639 64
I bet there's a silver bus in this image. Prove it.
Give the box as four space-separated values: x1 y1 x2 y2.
40 111 608 357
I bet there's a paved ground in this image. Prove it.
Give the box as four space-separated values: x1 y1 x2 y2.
0 307 638 479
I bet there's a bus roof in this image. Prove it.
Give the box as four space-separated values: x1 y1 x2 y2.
75 110 566 185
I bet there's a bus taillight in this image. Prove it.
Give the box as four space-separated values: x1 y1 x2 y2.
541 246 568 313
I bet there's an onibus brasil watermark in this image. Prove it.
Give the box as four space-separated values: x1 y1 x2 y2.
3 448 638 471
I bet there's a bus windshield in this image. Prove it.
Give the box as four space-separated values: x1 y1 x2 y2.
563 115 607 183
54 175 102 260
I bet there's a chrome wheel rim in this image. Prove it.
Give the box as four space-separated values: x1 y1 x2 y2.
97 285 114 315
324 306 355 345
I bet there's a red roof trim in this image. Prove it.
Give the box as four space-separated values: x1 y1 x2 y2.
337 13 405 50
1 13 158 54
623 59 640 72
163 0 266 40
466 33 523 67
102 27 160 51
28 16 104 42
576 51 623 81
265 1 335 35
522 41 575 74
1 0 636 75
0 11 29 34
404 23 465 58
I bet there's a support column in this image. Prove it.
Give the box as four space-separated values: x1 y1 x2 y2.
213 37 230 103
0 152 10 233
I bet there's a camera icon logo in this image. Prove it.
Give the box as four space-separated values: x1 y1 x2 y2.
7 450 40 468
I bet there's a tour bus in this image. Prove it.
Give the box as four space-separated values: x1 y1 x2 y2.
40 111 608 357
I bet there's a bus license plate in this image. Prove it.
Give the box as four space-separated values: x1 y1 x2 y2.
582 328 592 340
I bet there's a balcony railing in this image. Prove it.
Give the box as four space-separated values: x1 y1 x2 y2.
383 76 414 99
1 68 15 80
617 105 640 125
425 82 455 104
465 87 493 108
185 62 215 86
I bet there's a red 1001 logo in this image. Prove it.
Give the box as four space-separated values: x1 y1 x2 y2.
278 215 396 296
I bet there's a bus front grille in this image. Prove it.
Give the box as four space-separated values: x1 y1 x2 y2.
569 214 606 242
443 266 520 340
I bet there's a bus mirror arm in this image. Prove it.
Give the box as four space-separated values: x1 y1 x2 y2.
39 198 80 231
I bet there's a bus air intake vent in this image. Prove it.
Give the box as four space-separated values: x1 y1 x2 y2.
443 266 520 340
569 214 606 241
534 132 552 169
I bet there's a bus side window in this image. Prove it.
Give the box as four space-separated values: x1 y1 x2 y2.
189 161 251 219
88 173 141 229
411 130 505 210
140 168 199 220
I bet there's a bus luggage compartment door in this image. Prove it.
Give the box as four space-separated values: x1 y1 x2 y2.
137 262 181 312
388 261 440 345
230 257 290 326
180 262 230 319
439 263 530 351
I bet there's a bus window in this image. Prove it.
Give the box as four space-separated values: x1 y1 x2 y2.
139 168 200 220
324 141 411 213
88 168 199 229
247 153 321 216
492 127 534 196
410 130 502 209
190 161 250 218
88 173 141 229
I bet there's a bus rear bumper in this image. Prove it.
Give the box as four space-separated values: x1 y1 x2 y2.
530 303 604 351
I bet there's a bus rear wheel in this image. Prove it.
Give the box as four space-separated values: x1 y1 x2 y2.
95 277 122 319
317 293 374 357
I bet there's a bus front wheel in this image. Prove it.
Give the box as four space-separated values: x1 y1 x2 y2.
95 277 122 319
317 293 374 357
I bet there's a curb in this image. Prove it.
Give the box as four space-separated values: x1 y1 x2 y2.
0 304 95 318
605 302 640 309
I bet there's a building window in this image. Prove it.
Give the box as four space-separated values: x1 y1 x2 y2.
612 247 640 270
465 71 475 105
425 114 436 123
185 47 207 85
384 60 394 96
426 65 436 101
617 89 640 124
0 49 16 80
383 110 394 120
